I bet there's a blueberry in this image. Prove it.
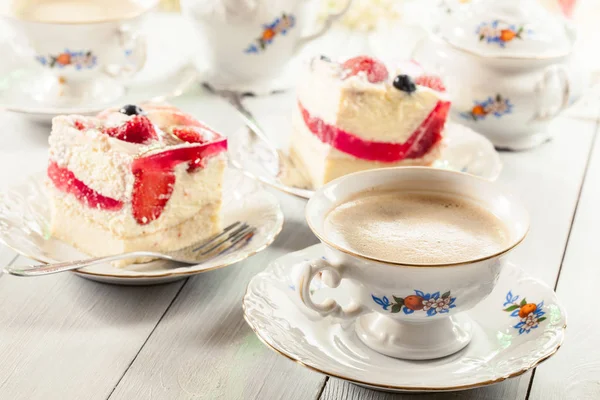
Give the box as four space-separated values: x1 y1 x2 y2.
119 104 145 116
319 55 331 62
393 75 416 93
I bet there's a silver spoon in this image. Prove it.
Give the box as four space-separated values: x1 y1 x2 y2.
4 221 255 277
203 83 314 197
202 83 281 168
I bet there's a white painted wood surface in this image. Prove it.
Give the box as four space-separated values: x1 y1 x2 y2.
528 123 600 400
0 85 598 400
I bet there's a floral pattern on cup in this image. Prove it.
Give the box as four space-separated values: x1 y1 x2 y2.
244 13 296 54
460 94 513 121
477 20 528 47
372 290 457 316
36 49 98 70
503 291 546 335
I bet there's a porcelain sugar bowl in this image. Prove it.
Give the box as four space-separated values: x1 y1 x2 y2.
414 0 587 150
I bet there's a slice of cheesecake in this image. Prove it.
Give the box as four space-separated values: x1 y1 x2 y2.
47 103 227 266
288 56 450 189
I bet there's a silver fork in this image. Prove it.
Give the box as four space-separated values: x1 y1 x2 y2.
4 221 256 277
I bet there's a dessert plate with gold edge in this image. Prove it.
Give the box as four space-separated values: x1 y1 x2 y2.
243 244 566 393
0 168 284 285
228 115 503 200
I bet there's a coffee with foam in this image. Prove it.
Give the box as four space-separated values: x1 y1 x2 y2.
323 190 509 265
12 0 149 23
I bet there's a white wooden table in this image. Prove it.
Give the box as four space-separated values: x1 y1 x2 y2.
0 86 598 400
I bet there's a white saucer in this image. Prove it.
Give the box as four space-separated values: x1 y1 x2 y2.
0 168 284 285
243 244 567 393
0 64 199 123
229 120 503 199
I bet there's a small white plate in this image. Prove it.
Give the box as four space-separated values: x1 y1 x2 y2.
0 65 199 124
229 120 503 199
243 244 567 393
0 168 284 285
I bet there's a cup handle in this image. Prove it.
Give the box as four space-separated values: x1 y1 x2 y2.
534 65 571 121
104 25 147 80
294 0 354 51
296 258 365 320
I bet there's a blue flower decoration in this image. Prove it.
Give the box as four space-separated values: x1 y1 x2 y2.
371 295 391 310
504 291 547 334
504 290 519 307
372 289 457 316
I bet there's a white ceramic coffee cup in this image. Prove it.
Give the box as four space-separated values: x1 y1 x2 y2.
0 0 158 104
297 167 529 360
180 0 353 89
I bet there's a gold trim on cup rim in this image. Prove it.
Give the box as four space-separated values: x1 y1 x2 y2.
241 285 566 392
305 166 530 268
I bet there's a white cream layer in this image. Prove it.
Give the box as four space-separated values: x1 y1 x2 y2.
296 58 447 144
47 155 226 238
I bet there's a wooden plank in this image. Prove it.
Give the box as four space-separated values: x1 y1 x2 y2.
527 121 600 399
109 191 326 400
321 377 530 400
0 255 185 400
320 116 597 400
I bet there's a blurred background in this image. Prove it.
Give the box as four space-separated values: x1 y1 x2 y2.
1 0 598 117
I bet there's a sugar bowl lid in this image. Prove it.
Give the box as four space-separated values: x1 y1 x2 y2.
436 0 575 59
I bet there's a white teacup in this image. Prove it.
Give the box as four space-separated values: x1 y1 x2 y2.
297 167 529 360
181 0 352 90
0 0 158 106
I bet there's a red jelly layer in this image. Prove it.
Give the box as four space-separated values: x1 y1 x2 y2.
48 161 124 211
299 100 450 163
130 138 228 225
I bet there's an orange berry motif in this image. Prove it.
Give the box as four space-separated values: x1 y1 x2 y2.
403 295 425 311
471 105 487 117
500 29 517 42
518 303 537 318
38 50 97 69
56 53 71 66
503 291 547 335
462 93 512 121
372 290 456 315
261 28 275 42
245 13 296 53
477 20 525 47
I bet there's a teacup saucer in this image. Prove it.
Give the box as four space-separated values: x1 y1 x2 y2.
229 119 503 199
0 70 126 113
243 244 567 392
0 65 198 123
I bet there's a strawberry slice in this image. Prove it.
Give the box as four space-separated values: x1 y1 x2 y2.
131 168 176 225
104 115 158 144
414 75 446 92
130 138 227 224
403 101 450 158
299 101 449 163
48 161 123 211
341 56 389 83
170 125 221 144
